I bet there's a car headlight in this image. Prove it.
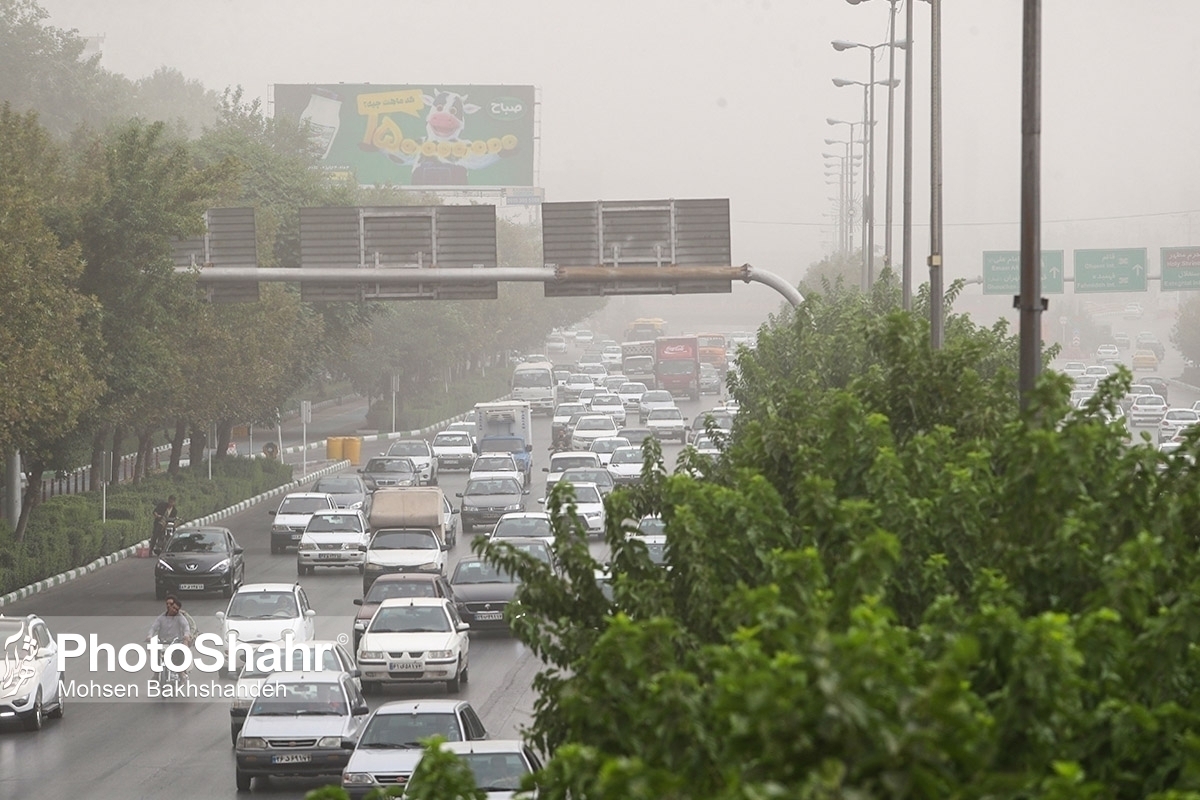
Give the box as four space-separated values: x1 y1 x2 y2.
157 559 173 571
343 773 375 786
349 501 363 510
271 525 291 534
426 650 454 659
317 736 343 748
416 562 440 571
504 504 522 511
212 558 230 573
359 650 385 660
364 563 383 571
298 542 317 551
238 737 268 749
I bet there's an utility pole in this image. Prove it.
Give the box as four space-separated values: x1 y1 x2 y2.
1018 0 1043 406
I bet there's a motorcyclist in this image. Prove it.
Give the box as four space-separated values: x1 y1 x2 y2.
149 495 179 555
147 595 193 646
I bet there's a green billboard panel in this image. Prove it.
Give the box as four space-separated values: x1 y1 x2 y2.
982 250 1064 295
1073 248 1148 293
273 84 536 188
1161 246 1200 291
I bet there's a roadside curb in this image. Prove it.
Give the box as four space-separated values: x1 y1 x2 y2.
0 460 350 609
1166 377 1200 395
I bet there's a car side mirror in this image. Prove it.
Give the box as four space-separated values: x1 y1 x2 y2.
356 468 363 473
233 547 244 555
215 611 226 622
525 444 533 452
305 609 317 619
455 492 464 498
353 598 363 606
457 622 471 632
357 544 367 552
351 669 362 678
267 509 275 515
542 467 549 472
353 703 370 716
537 498 546 505
341 737 357 750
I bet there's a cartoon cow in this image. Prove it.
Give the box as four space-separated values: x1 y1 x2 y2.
384 89 516 185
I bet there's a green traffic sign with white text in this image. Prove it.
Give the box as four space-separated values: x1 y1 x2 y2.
981 250 1064 295
1161 246 1200 291
1073 248 1148 293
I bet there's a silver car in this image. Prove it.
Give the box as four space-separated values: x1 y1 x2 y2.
638 390 677 424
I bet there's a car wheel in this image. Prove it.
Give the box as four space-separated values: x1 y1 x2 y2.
22 690 42 731
236 769 252 792
231 723 241 746
223 579 235 599
48 687 64 720
357 565 364 575
296 562 306 577
270 543 281 555
446 662 462 694
362 680 381 696
460 660 469 684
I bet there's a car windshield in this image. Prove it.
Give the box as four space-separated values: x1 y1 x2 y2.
365 459 415 474
473 457 516 471
649 408 682 420
241 647 343 679
513 370 553 388
278 497 332 514
572 486 602 504
619 383 648 394
555 404 586 417
576 418 616 431
1167 411 1197 421
643 392 672 403
462 752 531 791
591 439 630 453
365 579 438 602
358 712 463 748
466 479 523 496
625 356 655 371
552 456 598 471
480 438 522 454
226 591 298 620
388 442 429 457
569 374 591 385
562 469 613 488
638 517 666 535
453 560 518 584
165 531 224 553
369 605 451 633
611 448 642 465
248 681 347 717
371 531 439 550
434 433 472 447
306 514 362 533
494 517 552 539
659 361 695 375
313 478 362 493
593 396 620 407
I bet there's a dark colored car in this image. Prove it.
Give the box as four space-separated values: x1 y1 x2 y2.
1142 376 1170 403
456 477 529 533
690 410 734 436
310 474 369 510
617 427 655 447
155 526 244 600
449 557 521 631
351 572 456 650
358 456 418 491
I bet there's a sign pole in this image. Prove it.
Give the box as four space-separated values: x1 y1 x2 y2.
1018 0 1043 409
301 400 312 476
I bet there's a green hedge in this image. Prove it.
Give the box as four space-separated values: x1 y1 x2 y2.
0 457 293 597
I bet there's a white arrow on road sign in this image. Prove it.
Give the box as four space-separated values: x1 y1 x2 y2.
1133 263 1144 275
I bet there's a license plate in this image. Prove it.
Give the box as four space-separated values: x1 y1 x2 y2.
474 612 503 621
178 583 204 590
290 533 302 540
317 553 342 559
388 660 422 671
272 753 311 764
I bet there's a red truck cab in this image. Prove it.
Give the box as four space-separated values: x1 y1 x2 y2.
654 336 700 401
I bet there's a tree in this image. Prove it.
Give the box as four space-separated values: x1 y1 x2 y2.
1171 293 1200 369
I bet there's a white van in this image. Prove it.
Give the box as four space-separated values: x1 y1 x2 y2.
511 361 556 415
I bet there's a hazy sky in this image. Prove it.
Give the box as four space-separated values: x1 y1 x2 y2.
37 0 1200 324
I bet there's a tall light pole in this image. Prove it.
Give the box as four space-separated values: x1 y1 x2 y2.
827 119 863 257
824 150 861 255
903 0 916 310
1018 0 1042 406
929 0 944 349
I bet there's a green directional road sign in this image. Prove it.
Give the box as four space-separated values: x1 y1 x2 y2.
1073 248 1148 293
982 250 1065 295
1161 246 1200 291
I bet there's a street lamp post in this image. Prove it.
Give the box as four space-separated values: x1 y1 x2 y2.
827 118 864 258
825 151 861 255
929 0 944 349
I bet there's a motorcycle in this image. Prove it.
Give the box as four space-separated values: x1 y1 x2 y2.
152 637 188 690
151 517 178 555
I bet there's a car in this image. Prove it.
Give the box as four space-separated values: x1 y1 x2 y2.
690 434 722 457
1073 376 1099 391
449 557 521 631
577 350 604 368
360 527 448 595
357 456 419 494
457 477 529 534
444 421 478 446
155 526 245 599
589 393 627 425
234 670 370 791
552 366 572 386
551 402 589 448
559 373 595 402
629 532 668 567
385 439 438 486
577 385 601 405
1062 366 1086 379
1114 332 1131 349
1137 332 1166 360
229 639 357 744
559 466 617 497
1158 408 1200 443
570 414 620 450
607 446 645 485
589 436 631 467
1120 384 1156 412
1125 303 1144 319
1132 349 1159 371
356 597 471 694
1129 394 1168 426
540 481 605 535
574 329 594 343
1095 344 1120 360
690 409 735 437
1062 360 1087 373
617 382 649 412
268 492 338 554
1069 389 1096 409
1159 441 1185 456
579 363 609 386
468 453 524 482
1083 365 1111 380
543 451 603 493
0 614 65 731
352 572 456 649
488 511 554 547
1142 376 1170 403
432 430 476 471
646 407 688 443
341 700 489 798
600 345 623 368
602 374 628 393
638 390 677 423
309 474 369 510
297 510 369 576
524 353 549 364
698 363 722 395
617 427 655 447
412 740 543 797
545 334 568 353
215 583 318 674
442 493 461 549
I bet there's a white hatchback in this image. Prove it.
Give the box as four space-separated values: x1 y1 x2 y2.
1129 394 1168 426
1159 408 1200 443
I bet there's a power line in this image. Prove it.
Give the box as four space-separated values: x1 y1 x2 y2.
737 207 1200 229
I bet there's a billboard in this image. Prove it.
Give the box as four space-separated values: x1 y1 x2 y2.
273 84 535 188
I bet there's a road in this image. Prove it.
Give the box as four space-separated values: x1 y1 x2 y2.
0 382 715 799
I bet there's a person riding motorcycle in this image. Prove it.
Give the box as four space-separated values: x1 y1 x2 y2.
149 495 179 555
147 595 192 646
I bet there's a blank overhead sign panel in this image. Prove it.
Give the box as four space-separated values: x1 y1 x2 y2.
299 205 499 301
172 208 259 303
541 198 733 297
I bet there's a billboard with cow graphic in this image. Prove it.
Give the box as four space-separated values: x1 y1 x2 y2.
272 84 536 187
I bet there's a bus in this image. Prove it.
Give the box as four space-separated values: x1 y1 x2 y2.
510 361 556 414
696 333 728 373
624 317 667 342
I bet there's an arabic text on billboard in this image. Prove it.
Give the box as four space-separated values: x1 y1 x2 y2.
273 84 536 188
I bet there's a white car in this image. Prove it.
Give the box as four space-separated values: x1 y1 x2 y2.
617 382 649 412
579 363 608 386
559 373 595 401
432 430 476 471
444 421 477 446
1083 365 1111 380
589 436 631 467
488 511 554 548
425 740 543 797
545 334 568 353
638 390 677 423
540 481 605 536
468 453 524 482
607 446 644 485
361 528 448 591
629 533 668 568
1159 408 1200 443
269 492 338 554
574 329 594 344
215 583 318 674
0 614 64 731
589 394 627 425
386 439 438 486
600 345 623 368
690 434 722 457
543 451 603 492
602 374 628 393
1095 344 1120 360
357 598 471 694
297 510 369 575
570 414 619 450
646 407 688 443
1129 394 1168 426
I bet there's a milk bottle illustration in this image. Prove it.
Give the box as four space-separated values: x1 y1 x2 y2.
300 88 342 160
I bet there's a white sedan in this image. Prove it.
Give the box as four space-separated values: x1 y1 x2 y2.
645 407 688 443
589 394 627 425
468 453 524 482
357 598 471 694
589 436 631 467
1129 394 1168 426
1158 408 1200 443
